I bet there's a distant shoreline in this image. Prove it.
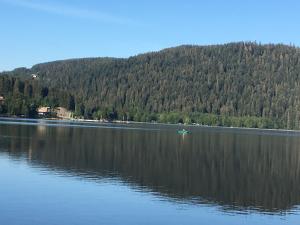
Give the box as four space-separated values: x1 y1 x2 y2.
1 116 300 135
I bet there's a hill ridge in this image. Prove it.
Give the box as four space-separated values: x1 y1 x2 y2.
1 42 300 129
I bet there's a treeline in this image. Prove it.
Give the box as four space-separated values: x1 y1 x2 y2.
0 76 75 117
1 42 300 129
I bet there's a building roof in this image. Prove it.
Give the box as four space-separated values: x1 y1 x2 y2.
38 107 50 113
0 96 4 101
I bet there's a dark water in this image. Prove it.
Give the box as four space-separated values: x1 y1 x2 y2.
1 118 300 225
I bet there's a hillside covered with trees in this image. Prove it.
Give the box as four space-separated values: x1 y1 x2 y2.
1 42 300 129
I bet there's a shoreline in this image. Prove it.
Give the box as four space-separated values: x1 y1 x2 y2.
0 116 300 134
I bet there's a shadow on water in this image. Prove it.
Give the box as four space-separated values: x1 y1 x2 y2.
1 120 300 214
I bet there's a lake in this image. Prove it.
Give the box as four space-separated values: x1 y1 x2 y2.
0 118 300 225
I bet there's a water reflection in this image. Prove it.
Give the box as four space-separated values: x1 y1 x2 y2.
1 122 300 213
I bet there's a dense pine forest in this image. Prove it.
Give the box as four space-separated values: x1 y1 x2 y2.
1 42 300 129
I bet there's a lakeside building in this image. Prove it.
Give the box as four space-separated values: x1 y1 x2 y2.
0 96 4 104
37 107 51 116
55 107 72 119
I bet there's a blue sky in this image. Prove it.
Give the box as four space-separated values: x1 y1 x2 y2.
0 0 299 71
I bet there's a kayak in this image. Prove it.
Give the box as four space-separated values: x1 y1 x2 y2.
177 129 190 135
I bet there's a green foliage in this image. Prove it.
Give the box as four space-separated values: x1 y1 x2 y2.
1 42 300 129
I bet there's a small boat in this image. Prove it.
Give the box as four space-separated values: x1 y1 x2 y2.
177 129 190 135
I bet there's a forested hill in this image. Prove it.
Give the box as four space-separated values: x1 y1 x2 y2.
1 42 300 129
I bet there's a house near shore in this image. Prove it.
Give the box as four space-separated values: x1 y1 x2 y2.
0 96 4 104
37 107 51 116
55 107 72 119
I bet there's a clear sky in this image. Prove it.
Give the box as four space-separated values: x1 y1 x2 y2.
0 0 299 71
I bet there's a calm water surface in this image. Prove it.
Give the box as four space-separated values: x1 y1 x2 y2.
1 118 300 225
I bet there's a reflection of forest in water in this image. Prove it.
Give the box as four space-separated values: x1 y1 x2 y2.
1 123 300 213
